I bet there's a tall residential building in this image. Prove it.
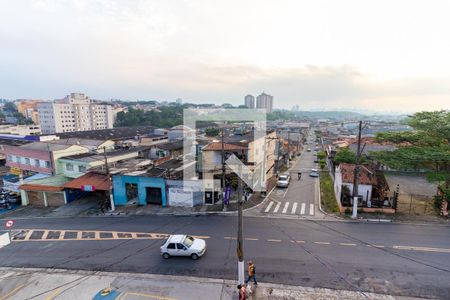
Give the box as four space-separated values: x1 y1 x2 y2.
256 92 274 113
38 93 113 134
244 94 255 108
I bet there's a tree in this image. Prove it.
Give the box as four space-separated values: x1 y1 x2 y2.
334 147 358 164
205 127 219 137
317 151 326 160
319 159 326 171
372 110 450 193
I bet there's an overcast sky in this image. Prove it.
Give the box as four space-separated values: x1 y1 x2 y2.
1 0 450 112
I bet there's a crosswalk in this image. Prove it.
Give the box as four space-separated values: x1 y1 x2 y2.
264 200 314 215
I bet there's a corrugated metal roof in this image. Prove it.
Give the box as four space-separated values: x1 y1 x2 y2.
64 172 110 191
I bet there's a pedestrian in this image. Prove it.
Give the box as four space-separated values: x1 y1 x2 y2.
237 284 246 300
245 261 257 285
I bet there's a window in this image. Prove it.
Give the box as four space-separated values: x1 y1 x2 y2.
78 165 86 173
66 163 74 171
167 243 176 249
7 155 12 162
176 243 186 250
45 161 51 168
15 156 20 163
34 159 40 167
25 158 30 165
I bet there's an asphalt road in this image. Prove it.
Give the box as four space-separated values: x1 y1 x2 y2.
261 145 321 217
1 215 449 299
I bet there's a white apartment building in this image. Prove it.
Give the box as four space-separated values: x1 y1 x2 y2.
244 94 255 108
38 93 113 134
256 92 274 113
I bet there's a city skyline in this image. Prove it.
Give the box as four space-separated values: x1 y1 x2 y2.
1 1 450 113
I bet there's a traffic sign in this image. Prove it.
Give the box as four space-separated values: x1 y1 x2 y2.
5 220 14 228
82 185 95 192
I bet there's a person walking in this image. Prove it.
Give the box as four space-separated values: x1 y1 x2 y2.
237 284 246 300
245 261 257 285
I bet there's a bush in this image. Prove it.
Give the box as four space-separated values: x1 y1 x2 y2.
320 172 339 213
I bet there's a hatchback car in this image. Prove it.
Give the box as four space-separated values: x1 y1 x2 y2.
277 174 291 187
309 171 319 177
160 234 207 260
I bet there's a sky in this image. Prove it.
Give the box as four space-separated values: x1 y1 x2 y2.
1 0 450 112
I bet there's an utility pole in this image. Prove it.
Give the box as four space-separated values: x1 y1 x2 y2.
104 147 115 212
236 163 244 284
352 121 362 219
221 125 226 211
287 131 291 168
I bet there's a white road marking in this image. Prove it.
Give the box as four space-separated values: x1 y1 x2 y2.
291 202 298 214
245 238 259 241
265 201 274 213
309 204 314 215
314 242 331 245
282 202 289 214
340 243 357 246
273 202 281 213
393 245 450 253
300 203 306 214
282 187 289 198
267 239 282 242
296 240 305 244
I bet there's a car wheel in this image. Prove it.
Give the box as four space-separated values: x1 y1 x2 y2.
191 253 199 260
162 253 170 259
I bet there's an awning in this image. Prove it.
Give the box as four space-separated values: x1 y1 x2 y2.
63 172 110 191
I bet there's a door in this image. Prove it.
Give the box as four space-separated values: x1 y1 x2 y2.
166 243 177 256
176 243 189 256
146 187 162 205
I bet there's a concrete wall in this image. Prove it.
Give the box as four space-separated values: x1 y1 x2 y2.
0 232 10 249
166 180 203 207
112 175 167 206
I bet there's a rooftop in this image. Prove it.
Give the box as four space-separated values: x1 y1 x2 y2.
47 126 156 141
19 142 80 152
202 142 248 151
338 163 377 185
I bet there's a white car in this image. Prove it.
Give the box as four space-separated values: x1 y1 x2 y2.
277 174 290 187
160 235 207 260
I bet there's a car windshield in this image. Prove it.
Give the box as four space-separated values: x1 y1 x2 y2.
279 176 288 181
183 235 195 248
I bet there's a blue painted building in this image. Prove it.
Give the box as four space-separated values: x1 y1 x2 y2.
112 175 167 206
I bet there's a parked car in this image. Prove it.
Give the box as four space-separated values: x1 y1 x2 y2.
307 148 311 152
309 171 319 177
160 234 207 260
277 173 291 187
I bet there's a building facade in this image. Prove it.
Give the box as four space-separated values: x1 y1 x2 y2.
256 92 274 113
38 93 113 134
244 94 255 108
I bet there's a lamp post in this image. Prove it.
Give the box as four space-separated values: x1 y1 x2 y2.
236 163 244 284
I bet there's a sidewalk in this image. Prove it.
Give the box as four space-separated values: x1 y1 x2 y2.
0 267 421 300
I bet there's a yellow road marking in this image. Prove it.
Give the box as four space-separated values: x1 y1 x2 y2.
267 239 282 242
393 245 450 253
339 243 357 246
367 244 385 248
95 231 100 239
24 230 33 241
245 238 258 241
119 292 177 300
131 233 137 239
58 231 65 240
224 237 236 240
314 242 330 245
77 231 82 239
112 232 118 239
44 288 62 300
296 240 305 244
0 284 25 300
41 230 49 240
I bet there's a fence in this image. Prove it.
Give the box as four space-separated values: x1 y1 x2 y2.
396 193 437 215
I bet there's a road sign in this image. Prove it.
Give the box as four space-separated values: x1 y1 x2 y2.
82 185 95 192
5 220 14 228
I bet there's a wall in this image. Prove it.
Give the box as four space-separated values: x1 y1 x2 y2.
53 145 89 175
112 175 167 206
166 180 203 207
4 145 53 174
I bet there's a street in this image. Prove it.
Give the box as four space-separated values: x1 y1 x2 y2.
1 215 449 299
260 144 322 217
